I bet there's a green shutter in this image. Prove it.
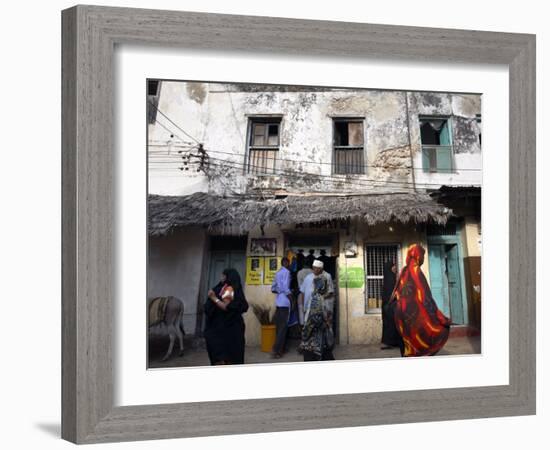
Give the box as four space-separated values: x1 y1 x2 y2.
439 120 451 145
436 147 452 172
422 148 431 171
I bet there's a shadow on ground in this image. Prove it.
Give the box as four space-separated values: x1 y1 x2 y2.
148 335 481 369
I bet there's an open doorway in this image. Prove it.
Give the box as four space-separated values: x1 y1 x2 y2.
286 233 339 342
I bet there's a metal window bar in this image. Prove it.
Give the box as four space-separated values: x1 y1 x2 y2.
248 121 280 174
334 146 365 174
365 244 400 312
427 223 458 236
248 148 278 174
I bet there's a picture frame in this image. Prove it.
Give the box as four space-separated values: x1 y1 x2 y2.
250 238 278 256
61 5 535 444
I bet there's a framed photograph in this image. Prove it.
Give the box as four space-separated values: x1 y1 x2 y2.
250 238 278 256
62 5 535 444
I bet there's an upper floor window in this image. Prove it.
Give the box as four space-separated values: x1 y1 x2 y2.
333 119 365 174
420 117 453 173
247 118 281 174
147 79 161 124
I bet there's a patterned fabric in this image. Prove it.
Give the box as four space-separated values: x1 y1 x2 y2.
393 244 451 357
300 276 333 358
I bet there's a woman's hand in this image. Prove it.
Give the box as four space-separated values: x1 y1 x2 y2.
208 289 218 301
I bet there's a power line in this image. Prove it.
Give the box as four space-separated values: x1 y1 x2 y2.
148 106 482 173
148 101 201 144
203 154 478 190
148 147 479 191
149 152 479 191
148 107 482 174
202 146 483 173
147 142 483 173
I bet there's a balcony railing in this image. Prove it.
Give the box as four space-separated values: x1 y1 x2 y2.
248 148 278 175
334 146 365 174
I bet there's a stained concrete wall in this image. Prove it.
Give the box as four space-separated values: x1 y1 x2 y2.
147 228 207 335
148 82 482 196
337 220 429 345
464 216 482 258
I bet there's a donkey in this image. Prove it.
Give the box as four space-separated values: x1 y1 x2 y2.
148 296 186 362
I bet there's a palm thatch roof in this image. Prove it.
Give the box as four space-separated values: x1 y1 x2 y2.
148 192 452 236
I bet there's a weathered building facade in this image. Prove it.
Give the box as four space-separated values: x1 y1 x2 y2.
148 81 482 346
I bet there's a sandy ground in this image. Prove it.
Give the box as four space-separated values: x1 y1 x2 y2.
148 334 481 369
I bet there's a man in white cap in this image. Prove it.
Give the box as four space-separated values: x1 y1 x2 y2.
298 259 335 361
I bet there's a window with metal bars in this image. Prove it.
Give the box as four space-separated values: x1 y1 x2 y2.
364 244 401 312
333 119 365 174
247 118 281 174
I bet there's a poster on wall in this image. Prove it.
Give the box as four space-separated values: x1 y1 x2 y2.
263 256 280 285
250 238 277 256
246 256 264 285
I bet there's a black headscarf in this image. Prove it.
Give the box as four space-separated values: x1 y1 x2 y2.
382 260 397 303
222 268 249 314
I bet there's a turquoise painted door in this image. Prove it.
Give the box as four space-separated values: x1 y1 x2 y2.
428 244 450 317
228 252 246 286
445 244 465 324
207 251 247 291
208 252 229 290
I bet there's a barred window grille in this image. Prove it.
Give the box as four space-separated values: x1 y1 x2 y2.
333 119 365 174
247 119 280 174
427 223 458 236
365 244 401 312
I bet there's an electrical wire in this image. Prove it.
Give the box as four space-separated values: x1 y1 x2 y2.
203 154 478 190
148 100 201 144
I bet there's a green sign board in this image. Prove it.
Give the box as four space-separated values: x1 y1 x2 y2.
339 267 365 288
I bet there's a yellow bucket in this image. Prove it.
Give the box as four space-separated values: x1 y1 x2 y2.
260 324 276 353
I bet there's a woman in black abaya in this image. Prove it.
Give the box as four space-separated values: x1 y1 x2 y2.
204 268 249 365
380 260 402 350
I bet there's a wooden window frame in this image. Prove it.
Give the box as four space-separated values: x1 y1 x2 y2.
332 117 366 175
246 117 282 175
419 115 454 173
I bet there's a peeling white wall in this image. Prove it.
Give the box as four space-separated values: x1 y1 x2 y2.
148 82 482 196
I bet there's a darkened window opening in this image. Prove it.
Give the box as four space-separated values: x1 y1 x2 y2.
210 235 248 252
147 79 161 124
419 117 453 173
247 118 281 174
333 119 365 175
147 80 160 96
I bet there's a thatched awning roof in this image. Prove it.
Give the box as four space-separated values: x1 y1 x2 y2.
148 192 452 236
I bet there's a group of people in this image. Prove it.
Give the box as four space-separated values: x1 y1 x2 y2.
271 256 335 361
202 243 452 365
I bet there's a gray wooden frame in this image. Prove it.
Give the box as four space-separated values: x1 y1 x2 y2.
62 5 536 444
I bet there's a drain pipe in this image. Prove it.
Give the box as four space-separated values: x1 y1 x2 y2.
404 92 417 192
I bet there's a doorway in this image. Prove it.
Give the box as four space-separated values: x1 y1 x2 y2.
286 233 339 342
206 236 247 290
427 242 465 325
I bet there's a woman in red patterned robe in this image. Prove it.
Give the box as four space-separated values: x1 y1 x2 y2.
392 244 451 357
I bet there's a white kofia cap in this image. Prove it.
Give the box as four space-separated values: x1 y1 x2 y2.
312 260 324 268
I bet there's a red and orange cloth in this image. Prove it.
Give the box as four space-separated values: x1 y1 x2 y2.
392 244 451 357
